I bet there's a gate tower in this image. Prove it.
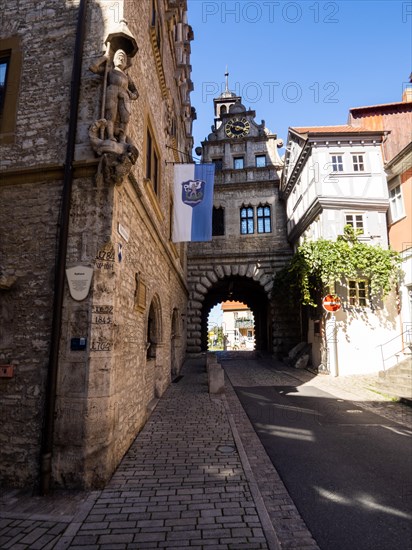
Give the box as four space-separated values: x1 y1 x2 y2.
187 79 297 354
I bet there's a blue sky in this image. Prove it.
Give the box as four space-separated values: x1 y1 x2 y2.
188 0 411 326
188 0 411 154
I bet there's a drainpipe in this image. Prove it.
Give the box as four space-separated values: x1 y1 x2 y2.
40 0 88 495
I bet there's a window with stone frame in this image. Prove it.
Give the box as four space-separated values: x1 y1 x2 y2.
0 36 22 144
348 279 369 307
212 206 225 236
240 205 254 234
0 55 9 121
145 125 160 195
255 155 266 168
330 154 344 172
389 179 405 223
352 154 365 172
212 158 223 172
257 204 272 233
151 0 162 51
234 157 244 170
345 213 364 234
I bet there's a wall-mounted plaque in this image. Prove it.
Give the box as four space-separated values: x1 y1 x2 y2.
135 273 147 313
66 266 93 301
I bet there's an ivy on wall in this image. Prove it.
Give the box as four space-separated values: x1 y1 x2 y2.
274 226 403 307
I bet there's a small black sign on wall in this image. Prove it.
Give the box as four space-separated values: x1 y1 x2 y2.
71 338 87 351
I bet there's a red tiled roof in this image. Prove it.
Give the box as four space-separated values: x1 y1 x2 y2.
350 101 412 112
221 301 249 311
291 125 379 134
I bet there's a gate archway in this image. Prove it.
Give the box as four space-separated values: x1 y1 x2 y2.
202 276 270 352
186 261 277 354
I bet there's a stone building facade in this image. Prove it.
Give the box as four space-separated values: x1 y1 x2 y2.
0 0 194 489
187 85 297 354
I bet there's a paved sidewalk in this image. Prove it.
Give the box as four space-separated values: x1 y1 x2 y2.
1 358 285 550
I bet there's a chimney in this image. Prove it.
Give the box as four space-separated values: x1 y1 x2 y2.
402 73 412 102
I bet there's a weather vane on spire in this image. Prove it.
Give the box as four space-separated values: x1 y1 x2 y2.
225 66 229 93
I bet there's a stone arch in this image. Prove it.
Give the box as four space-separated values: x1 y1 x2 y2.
145 293 165 400
187 262 275 354
146 293 163 360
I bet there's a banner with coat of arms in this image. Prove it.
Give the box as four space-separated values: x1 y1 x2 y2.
172 163 215 242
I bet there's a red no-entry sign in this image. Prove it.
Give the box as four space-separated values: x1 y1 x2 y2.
322 294 341 312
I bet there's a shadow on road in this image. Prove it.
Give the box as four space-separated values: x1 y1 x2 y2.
219 352 412 550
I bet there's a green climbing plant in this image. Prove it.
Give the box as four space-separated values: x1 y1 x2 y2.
274 226 402 307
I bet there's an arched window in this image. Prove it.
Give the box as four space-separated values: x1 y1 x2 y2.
146 295 162 359
212 206 225 236
240 205 254 234
220 105 227 116
257 204 271 233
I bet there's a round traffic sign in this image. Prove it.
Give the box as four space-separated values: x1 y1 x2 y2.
322 294 341 312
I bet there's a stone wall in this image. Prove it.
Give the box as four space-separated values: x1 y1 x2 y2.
0 0 193 489
0 1 80 167
0 178 62 486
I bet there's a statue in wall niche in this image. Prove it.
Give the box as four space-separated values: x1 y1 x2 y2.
90 48 138 143
88 20 139 186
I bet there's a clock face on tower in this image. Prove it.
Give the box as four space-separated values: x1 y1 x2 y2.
225 117 250 139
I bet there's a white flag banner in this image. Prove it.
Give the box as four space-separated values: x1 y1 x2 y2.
172 163 215 242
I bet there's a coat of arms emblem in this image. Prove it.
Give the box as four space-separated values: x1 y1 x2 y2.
181 179 206 207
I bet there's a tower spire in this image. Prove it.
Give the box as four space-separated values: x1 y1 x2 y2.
213 67 241 128
225 66 229 93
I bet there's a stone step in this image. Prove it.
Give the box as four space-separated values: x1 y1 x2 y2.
379 358 411 378
380 372 412 382
376 381 412 400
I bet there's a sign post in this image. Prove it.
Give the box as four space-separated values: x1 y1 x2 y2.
322 294 341 377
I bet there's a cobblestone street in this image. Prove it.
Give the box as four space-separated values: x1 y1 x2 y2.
1 353 410 549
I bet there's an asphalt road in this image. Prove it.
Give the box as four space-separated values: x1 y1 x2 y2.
234 383 412 550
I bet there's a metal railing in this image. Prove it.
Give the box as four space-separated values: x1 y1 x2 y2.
235 318 254 329
378 323 412 371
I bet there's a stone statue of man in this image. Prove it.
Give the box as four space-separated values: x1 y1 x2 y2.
90 48 139 143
